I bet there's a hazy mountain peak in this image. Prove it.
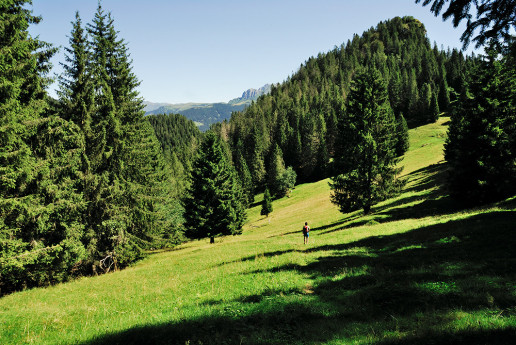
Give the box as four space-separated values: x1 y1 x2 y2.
229 84 271 104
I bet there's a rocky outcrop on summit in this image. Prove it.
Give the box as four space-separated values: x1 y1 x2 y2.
228 84 271 105
240 84 271 100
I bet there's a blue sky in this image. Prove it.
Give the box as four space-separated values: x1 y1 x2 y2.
29 0 477 104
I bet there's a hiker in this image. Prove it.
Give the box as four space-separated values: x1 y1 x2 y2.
303 222 310 244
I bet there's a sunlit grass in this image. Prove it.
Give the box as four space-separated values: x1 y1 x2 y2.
1 117 514 344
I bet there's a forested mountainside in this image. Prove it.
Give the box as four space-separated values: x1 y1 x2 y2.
146 103 247 131
147 113 203 197
222 16 475 189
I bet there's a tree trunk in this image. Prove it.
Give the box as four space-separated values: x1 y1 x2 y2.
210 236 215 244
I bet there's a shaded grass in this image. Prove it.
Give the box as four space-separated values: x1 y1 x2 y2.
71 211 516 345
1 117 515 344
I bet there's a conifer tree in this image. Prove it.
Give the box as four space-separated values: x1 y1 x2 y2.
183 132 246 243
56 3 175 269
445 43 516 204
248 125 267 191
58 12 94 130
395 113 410 156
415 0 516 48
235 152 254 206
0 0 51 239
407 69 420 123
0 0 87 292
438 66 451 111
330 68 403 214
267 144 286 197
420 82 433 120
276 166 297 198
261 188 273 218
56 11 94 262
429 90 440 122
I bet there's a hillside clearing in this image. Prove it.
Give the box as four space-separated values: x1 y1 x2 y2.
1 117 514 345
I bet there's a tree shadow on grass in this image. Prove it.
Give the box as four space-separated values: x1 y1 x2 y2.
319 163 463 236
305 211 515 317
500 195 516 210
81 301 354 345
373 163 458 218
213 249 303 267
80 211 516 345
403 162 448 193
310 212 362 232
268 215 363 238
376 328 516 345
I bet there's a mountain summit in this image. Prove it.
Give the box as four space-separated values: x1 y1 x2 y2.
228 84 271 104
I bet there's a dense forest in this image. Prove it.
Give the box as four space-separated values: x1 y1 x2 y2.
1 0 514 295
0 3 187 294
147 113 203 198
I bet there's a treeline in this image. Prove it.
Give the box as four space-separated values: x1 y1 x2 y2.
147 103 248 132
0 2 184 294
223 17 475 196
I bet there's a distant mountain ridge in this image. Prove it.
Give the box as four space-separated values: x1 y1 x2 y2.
144 84 271 131
228 84 271 105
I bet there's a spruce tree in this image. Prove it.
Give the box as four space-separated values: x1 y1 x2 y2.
330 68 403 214
32 115 88 282
438 66 451 111
267 144 286 197
0 0 50 240
445 43 516 204
183 132 246 243
429 90 440 122
420 82 433 122
395 113 410 156
261 188 273 218
235 152 254 206
415 0 516 48
0 0 87 292
249 125 267 191
56 11 94 266
57 3 175 269
82 4 121 266
58 11 94 130
276 166 297 198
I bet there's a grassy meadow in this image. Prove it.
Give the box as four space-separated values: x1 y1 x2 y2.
1 117 515 344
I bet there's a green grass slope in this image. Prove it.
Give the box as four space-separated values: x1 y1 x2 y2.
1 118 515 345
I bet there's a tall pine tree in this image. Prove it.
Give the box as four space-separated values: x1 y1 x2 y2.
0 0 87 293
55 4 176 271
331 68 403 214
445 42 516 204
183 132 246 243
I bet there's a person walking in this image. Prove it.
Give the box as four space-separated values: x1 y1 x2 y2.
303 222 310 244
